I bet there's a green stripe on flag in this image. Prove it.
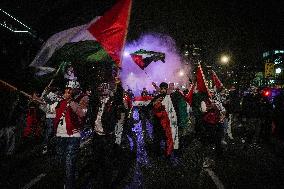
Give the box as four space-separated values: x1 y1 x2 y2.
86 48 109 62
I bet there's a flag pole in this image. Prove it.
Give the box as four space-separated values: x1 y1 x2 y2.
0 80 44 104
41 62 67 97
117 0 132 72
143 70 153 82
46 64 63 88
117 0 132 78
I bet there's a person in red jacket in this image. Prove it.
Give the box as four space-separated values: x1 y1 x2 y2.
53 80 88 189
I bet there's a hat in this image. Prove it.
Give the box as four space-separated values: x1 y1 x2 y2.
159 82 168 89
66 81 80 89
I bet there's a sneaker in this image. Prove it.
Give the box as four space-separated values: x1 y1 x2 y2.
221 140 228 145
203 162 210 168
42 146 48 154
203 157 214 168
228 136 234 140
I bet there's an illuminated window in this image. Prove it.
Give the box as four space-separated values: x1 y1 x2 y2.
274 58 281 64
275 68 282 74
263 52 269 58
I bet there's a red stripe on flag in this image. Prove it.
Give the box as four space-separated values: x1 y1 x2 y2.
134 96 153 101
185 84 195 106
130 54 145 69
211 70 223 90
87 0 132 67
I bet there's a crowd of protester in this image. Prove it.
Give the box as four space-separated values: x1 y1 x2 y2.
1 75 284 188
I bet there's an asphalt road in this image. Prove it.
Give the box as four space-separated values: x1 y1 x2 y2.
1 117 284 189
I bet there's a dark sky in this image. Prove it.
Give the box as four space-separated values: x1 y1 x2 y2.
1 0 284 82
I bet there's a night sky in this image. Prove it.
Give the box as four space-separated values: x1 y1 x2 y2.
1 0 284 88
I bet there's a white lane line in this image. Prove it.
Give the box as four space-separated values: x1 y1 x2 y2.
80 138 92 148
204 168 225 189
22 173 46 189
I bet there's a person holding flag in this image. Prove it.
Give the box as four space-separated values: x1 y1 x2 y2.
148 82 176 160
53 80 87 189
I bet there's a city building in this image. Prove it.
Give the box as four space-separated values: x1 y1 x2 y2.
254 50 284 87
262 50 284 87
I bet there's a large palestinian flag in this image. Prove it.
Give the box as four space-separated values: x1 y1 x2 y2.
30 0 132 68
130 49 165 70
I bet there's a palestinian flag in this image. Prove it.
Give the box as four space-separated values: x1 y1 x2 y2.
130 49 165 70
30 0 132 68
184 83 195 106
132 95 153 106
196 63 210 96
211 70 223 90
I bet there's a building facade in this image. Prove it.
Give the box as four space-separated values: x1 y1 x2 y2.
262 50 284 87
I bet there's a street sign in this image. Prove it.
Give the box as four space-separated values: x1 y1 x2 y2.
265 63 275 78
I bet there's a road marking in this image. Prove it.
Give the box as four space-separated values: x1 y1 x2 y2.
22 173 46 189
80 138 92 148
204 168 225 189
22 137 90 189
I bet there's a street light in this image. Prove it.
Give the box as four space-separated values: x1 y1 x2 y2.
178 70 185 77
220 55 230 65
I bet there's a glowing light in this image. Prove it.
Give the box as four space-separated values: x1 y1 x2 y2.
276 68 282 74
13 30 29 33
220 55 229 64
124 51 130 56
263 90 270 97
179 70 184 77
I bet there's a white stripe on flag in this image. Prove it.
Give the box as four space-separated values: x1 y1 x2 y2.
132 100 151 106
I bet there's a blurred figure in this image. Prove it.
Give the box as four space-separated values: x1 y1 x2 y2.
227 86 241 139
40 86 62 154
141 87 149 96
258 91 273 143
148 82 177 160
53 81 87 189
23 91 45 140
200 90 226 158
272 93 284 141
241 86 262 144
171 86 191 151
90 78 125 188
